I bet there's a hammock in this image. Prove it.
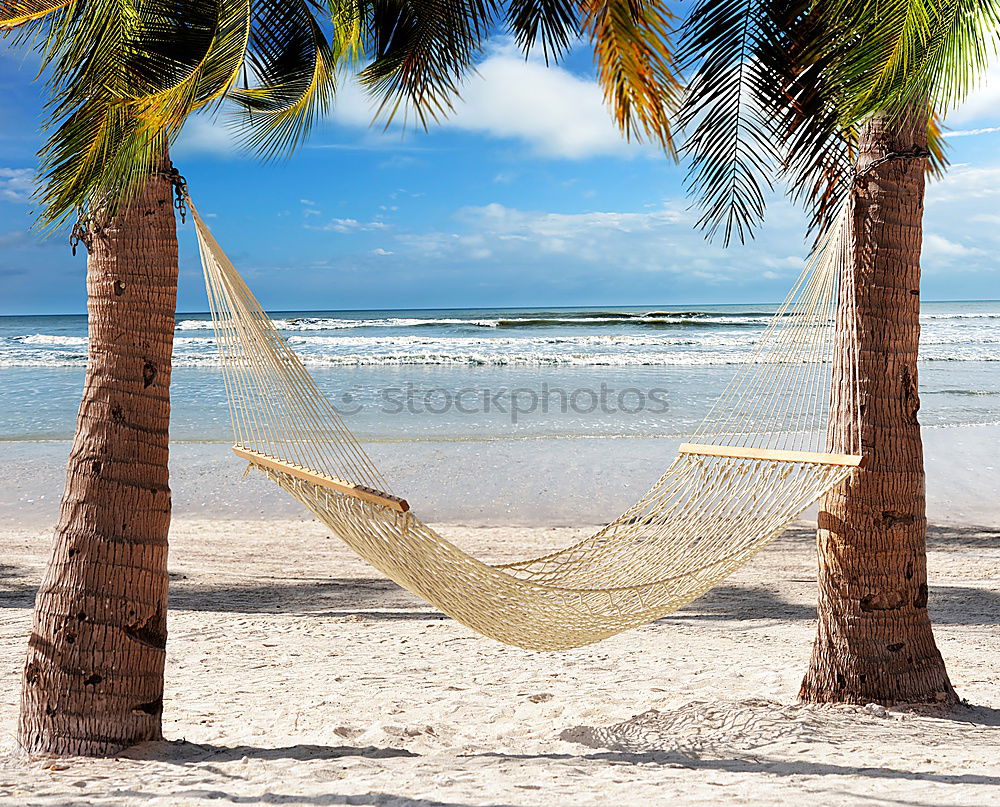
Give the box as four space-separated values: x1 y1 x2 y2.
193 201 862 651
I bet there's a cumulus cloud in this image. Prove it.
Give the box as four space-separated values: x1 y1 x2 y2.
173 43 640 161
299 178 997 302
450 202 692 259
923 233 984 258
443 48 640 158
0 168 34 203
326 42 641 159
172 115 239 157
927 164 1000 205
921 162 1000 281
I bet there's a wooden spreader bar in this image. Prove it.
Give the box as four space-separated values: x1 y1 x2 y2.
232 446 410 512
678 443 865 467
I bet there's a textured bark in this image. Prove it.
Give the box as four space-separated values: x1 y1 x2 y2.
18 164 178 755
800 113 957 704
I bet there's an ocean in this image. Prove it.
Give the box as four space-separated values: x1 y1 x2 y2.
1 302 999 444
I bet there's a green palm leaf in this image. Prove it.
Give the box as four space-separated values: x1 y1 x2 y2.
350 0 498 127
34 0 250 225
0 0 72 28
676 0 779 244
228 0 337 158
504 0 578 63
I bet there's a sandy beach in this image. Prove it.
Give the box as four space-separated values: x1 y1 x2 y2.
1 429 999 806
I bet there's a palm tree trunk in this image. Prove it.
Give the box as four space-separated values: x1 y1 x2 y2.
18 161 178 756
799 111 956 704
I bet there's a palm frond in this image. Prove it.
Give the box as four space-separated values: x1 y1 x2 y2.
228 0 337 158
751 0 855 237
582 0 681 152
505 0 579 63
325 0 364 66
37 1 219 107
34 0 252 226
132 0 251 120
676 0 780 244
36 100 167 226
674 0 979 243
767 1 974 232
0 0 71 29
354 0 498 127
926 107 948 179
820 0 1000 121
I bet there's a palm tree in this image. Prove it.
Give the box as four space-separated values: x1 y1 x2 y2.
4 0 682 756
674 0 999 703
5 0 343 757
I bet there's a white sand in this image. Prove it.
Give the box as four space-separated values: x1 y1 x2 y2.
1 517 998 806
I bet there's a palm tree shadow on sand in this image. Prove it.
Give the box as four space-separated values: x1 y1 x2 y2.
123 739 418 764
111 741 517 807
545 698 1000 784
25 700 986 806
122 699 1000 768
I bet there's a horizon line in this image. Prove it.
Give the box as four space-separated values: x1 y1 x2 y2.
3 298 999 318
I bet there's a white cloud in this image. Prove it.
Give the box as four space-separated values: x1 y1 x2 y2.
372 247 394 256
173 115 238 157
390 198 810 287
943 126 1000 138
161 42 1000 167
307 217 388 233
326 42 642 160
927 164 1000 204
308 141 427 151
444 48 640 159
0 168 34 203
456 201 690 243
948 61 1000 126
923 233 984 258
919 160 1000 282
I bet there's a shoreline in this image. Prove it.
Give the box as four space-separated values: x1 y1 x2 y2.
3 422 999 529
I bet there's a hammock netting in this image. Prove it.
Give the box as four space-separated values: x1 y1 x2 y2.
194 203 862 651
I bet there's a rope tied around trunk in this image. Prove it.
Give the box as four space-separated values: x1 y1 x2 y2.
855 147 931 180
69 217 89 256
156 165 189 223
68 165 191 255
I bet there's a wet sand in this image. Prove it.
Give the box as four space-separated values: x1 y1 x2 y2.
3 423 998 528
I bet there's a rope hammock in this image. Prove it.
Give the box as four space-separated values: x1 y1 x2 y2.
193 200 862 651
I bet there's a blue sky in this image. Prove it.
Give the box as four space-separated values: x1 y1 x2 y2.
2 38 1000 315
